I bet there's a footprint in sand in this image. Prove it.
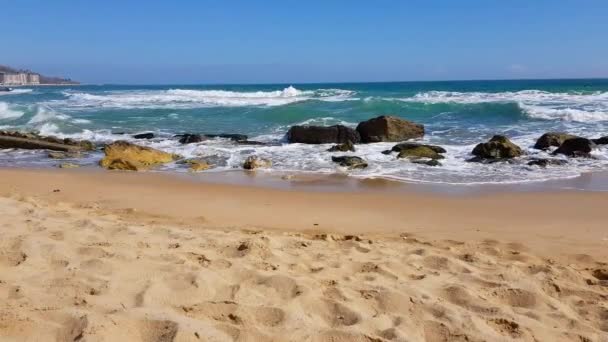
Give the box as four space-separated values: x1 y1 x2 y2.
137 319 178 342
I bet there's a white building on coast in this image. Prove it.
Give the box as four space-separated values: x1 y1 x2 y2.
0 72 40 85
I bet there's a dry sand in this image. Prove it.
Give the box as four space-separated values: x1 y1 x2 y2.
0 168 607 341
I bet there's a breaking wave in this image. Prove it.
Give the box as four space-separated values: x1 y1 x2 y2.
0 102 24 120
402 90 608 122
55 86 355 109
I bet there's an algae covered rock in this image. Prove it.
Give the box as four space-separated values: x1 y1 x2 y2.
100 141 177 171
533 132 579 150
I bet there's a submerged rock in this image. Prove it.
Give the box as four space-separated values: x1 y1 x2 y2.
527 158 568 167
48 151 83 159
188 160 212 172
356 115 424 143
243 156 272 170
331 156 368 169
287 125 360 144
58 162 80 169
327 141 356 152
100 141 177 171
206 133 248 141
411 159 442 167
471 135 523 160
553 137 595 157
534 132 579 150
132 132 155 140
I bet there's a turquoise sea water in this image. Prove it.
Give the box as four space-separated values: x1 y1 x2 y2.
1 79 608 184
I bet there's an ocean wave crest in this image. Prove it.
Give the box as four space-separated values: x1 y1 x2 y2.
0 102 24 120
55 86 356 109
401 90 608 122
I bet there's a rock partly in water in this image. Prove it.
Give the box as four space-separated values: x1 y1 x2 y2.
243 156 272 170
58 163 80 169
392 142 446 154
534 132 579 150
527 158 568 167
206 133 248 142
236 140 269 146
592 136 608 145
188 160 212 172
0 131 95 152
48 151 83 159
176 134 205 144
397 145 445 160
411 159 442 167
331 156 368 169
471 135 523 160
327 141 356 152
133 132 155 140
100 141 177 171
553 138 595 157
287 125 360 144
356 115 424 143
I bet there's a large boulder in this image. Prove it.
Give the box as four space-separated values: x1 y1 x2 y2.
287 125 360 144
592 136 608 145
356 115 424 143
0 131 94 152
471 135 523 160
243 156 272 170
331 156 368 169
553 137 595 157
327 141 355 152
533 132 579 150
100 141 177 171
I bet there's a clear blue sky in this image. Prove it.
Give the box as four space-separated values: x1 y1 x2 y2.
2 0 607 84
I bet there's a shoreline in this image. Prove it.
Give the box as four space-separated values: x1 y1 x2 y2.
2 167 607 260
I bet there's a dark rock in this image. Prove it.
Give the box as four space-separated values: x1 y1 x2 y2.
236 140 269 146
534 132 579 150
206 133 248 141
412 159 442 167
466 156 518 164
356 115 424 143
592 136 608 145
392 142 446 154
0 131 93 152
553 137 595 157
527 158 568 167
243 156 272 170
133 132 155 139
287 125 360 144
327 141 355 152
397 145 445 160
331 156 368 169
381 150 392 155
471 135 523 160
48 151 82 159
176 134 205 144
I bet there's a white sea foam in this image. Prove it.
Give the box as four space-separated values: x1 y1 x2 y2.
0 102 24 120
402 90 608 122
0 88 33 96
27 106 71 124
53 86 355 109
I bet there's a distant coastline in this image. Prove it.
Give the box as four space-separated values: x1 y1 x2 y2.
0 64 78 86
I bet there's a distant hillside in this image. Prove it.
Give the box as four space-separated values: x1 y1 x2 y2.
0 64 78 85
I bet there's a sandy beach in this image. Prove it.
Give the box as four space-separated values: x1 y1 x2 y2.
0 168 607 341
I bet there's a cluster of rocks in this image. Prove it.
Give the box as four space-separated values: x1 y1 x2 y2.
1 116 606 173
